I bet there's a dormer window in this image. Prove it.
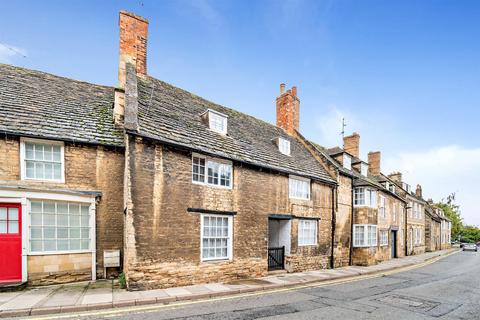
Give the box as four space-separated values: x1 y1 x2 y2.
343 154 352 170
278 137 291 156
388 183 396 193
360 163 368 176
205 109 228 135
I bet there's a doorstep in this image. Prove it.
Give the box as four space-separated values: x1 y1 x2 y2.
0 281 27 293
0 249 459 318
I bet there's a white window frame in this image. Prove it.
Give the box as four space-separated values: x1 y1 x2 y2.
379 230 388 246
192 153 233 189
379 195 386 219
28 199 94 255
343 153 352 170
207 109 228 135
278 137 291 156
288 175 311 200
360 163 368 176
20 137 65 183
354 188 377 208
353 224 377 247
200 214 233 262
298 219 317 246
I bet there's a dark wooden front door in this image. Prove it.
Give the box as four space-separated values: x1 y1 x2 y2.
391 231 397 258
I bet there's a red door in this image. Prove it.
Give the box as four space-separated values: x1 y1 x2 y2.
0 203 22 282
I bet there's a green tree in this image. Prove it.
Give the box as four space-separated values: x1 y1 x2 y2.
436 193 463 241
461 225 480 243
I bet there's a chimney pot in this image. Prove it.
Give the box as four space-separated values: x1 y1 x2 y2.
280 83 286 94
416 184 423 198
291 86 297 97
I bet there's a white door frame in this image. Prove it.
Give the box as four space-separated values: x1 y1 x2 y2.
0 188 97 282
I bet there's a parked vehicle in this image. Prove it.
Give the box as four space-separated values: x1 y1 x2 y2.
463 243 478 252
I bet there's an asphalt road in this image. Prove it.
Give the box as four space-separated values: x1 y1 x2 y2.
63 251 480 319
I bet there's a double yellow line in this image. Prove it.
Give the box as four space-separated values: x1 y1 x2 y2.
26 250 459 320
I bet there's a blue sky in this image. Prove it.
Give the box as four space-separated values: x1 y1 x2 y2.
1 0 479 225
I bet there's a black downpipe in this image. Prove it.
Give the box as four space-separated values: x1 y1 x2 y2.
349 177 355 266
405 205 408 256
330 186 336 269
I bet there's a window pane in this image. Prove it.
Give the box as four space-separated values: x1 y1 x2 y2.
34 144 44 160
8 208 18 221
81 228 89 239
69 215 80 227
69 204 80 214
26 161 35 178
44 145 52 161
44 214 56 226
8 221 19 233
35 162 44 179
31 201 42 213
57 215 68 226
44 227 55 238
44 202 56 213
57 203 69 214
81 240 89 250
25 143 34 159
31 213 42 225
44 240 56 251
70 240 80 250
31 227 42 239
58 240 69 251
81 216 89 227
44 163 53 180
53 164 62 180
30 240 42 252
0 221 6 234
52 146 61 161
57 228 68 238
0 208 6 220
70 228 80 238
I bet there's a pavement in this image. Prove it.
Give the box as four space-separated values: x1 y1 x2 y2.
0 249 458 318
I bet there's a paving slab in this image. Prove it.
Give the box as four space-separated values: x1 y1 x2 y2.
80 287 112 305
41 285 86 307
0 287 54 310
203 283 231 292
164 287 191 297
138 288 170 300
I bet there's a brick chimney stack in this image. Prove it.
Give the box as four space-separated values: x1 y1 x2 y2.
368 151 381 176
276 84 300 135
416 184 423 198
343 132 360 158
115 11 148 126
118 10 149 87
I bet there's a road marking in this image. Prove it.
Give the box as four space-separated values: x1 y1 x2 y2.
25 250 459 320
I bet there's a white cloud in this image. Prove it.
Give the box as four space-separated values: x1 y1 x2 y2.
384 145 480 226
0 43 27 64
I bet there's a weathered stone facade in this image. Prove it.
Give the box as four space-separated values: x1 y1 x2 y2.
0 136 124 284
123 137 334 289
334 175 353 267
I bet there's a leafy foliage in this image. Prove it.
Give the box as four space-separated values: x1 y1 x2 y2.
436 193 480 243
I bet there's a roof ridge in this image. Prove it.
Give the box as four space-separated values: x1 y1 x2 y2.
141 75 286 134
0 63 114 90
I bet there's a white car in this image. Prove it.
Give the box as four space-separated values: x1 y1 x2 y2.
463 243 478 252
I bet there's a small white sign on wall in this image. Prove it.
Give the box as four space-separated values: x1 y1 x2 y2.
104 250 120 268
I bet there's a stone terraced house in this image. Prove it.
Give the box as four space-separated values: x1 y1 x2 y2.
0 10 452 289
389 173 427 256
313 133 407 267
116 11 339 290
0 65 125 285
